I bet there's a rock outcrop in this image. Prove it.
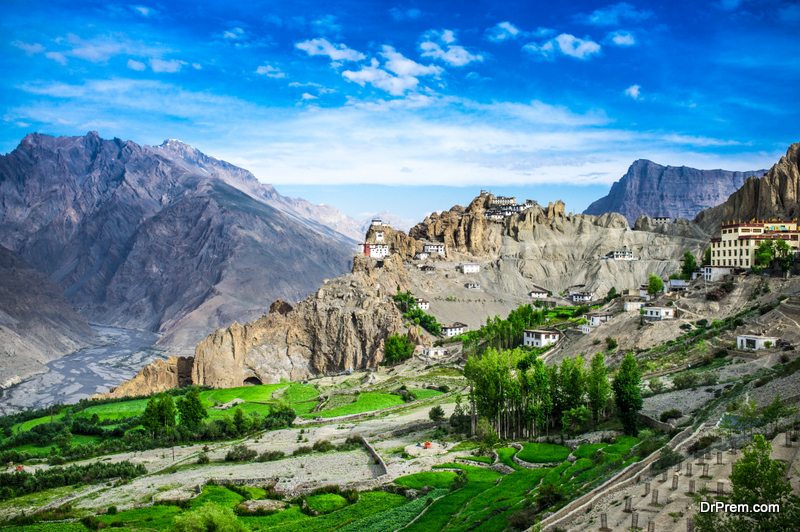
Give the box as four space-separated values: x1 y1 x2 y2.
695 143 800 233
91 356 193 399
0 133 354 356
584 159 766 226
0 245 97 388
190 254 409 387
269 299 294 316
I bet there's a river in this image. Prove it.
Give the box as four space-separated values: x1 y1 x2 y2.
0 326 163 414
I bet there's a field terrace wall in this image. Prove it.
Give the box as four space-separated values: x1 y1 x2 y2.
535 423 702 532
637 412 675 432
295 391 455 425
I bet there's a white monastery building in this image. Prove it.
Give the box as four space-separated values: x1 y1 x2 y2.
461 263 480 274
643 307 675 320
423 244 446 256
374 231 385 243
529 288 548 299
415 298 430 310
358 243 390 258
605 246 635 260
652 217 671 225
523 329 560 348
442 322 467 337
710 220 800 269
572 292 595 303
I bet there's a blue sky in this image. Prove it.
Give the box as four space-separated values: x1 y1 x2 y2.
2 0 799 221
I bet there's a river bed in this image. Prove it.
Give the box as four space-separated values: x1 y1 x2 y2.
0 326 163 414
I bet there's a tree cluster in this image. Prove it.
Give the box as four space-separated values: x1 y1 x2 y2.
0 460 146 500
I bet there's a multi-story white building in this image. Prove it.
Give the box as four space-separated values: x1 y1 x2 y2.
653 217 671 225
423 244 446 256
643 307 675 320
737 334 779 351
358 243 390 258
523 329 560 348
529 288 548 298
442 322 467 337
371 219 382 226
605 246 635 260
572 292 595 303
461 262 480 274
491 196 517 206
374 231 385 243
415 298 430 310
709 220 800 269
702 266 733 282
586 313 612 327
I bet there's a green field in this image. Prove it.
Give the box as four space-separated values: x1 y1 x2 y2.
603 436 640 455
306 493 348 513
496 447 523 471
200 384 287 406
395 471 457 489
281 384 320 403
311 392 404 418
262 492 406 532
337 488 448 532
205 402 277 419
408 388 444 400
573 443 608 459
517 443 571 463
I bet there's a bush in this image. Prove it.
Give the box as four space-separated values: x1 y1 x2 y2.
313 440 335 453
224 445 257 462
197 452 210 464
537 482 564 509
450 470 468 492
606 337 618 350
429 406 446 424
700 372 718 386
688 434 718 454
106 506 117 515
660 409 682 422
652 446 683 472
258 450 285 462
672 372 698 390
649 377 664 393
172 503 249 532
438 385 450 393
714 349 728 359
293 446 313 456
81 516 106 530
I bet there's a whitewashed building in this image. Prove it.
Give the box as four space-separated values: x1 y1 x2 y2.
581 323 591 334
529 288 548 299
466 282 481 289
567 285 586 296
423 347 448 358
643 307 675 320
442 322 467 337
523 329 560 348
653 217 671 225
587 313 612 327
737 334 779 351
415 252 429 260
371 219 382 226
702 266 734 282
461 262 480 274
374 231 385 243
423 244 445 256
491 196 517 206
421 265 436 274
624 301 645 312
415 298 430 310
358 243 390 258
606 246 635 260
572 292 595 303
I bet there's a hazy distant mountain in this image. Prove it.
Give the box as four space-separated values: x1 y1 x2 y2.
358 210 415 234
0 245 96 387
584 160 766 226
0 132 354 354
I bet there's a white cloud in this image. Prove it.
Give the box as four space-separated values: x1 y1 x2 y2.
420 30 483 66
607 30 636 46
192 63 202 70
381 45 442 77
45 51 68 65
311 15 341 35
223 27 245 40
50 33 170 64
132 5 155 17
150 58 184 73
295 38 366 62
256 64 286 78
342 58 420 95
11 41 45 55
127 59 146 71
523 34 601 60
389 8 422 21
625 84 641 100
485 22 522 43
301 93 317 100
577 2 653 26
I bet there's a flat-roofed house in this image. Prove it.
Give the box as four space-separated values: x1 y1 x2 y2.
461 262 480 274
643 307 675 320
442 322 467 337
523 329 560 348
737 334 779 351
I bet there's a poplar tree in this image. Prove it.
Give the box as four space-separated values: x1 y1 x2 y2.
587 353 611 423
177 387 209 430
612 352 642 436
142 396 160 435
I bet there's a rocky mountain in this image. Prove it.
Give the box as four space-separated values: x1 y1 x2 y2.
584 159 766 226
695 143 800 232
104 192 709 395
0 132 354 354
359 211 414 233
0 245 97 388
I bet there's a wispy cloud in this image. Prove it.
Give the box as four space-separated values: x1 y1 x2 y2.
343 58 422 95
256 63 286 78
420 29 483 66
523 34 601 60
150 58 185 73
606 30 636 46
127 59 146 71
576 2 653 26
389 8 422 21
45 52 68 65
484 22 553 43
311 15 342 36
295 38 365 62
11 41 45 55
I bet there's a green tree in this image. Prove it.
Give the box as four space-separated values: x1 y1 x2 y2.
384 333 414 365
774 239 794 273
233 407 253 433
754 239 775 268
647 274 664 295
681 251 697 280
142 396 160 435
172 502 250 532
177 387 209 430
694 434 800 532
561 405 590 435
604 286 618 303
157 394 177 429
587 353 611 423
761 394 796 435
612 352 643 436
429 405 446 425
701 247 711 267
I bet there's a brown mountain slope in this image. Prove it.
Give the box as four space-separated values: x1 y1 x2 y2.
0 245 96 387
695 143 800 232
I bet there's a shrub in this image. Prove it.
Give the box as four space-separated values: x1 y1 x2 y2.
258 450 285 462
606 337 618 350
700 372 718 386
450 470 468 492
172 503 249 532
81 516 106 530
438 385 450 393
660 409 682 422
197 452 210 464
652 446 683 472
688 434 718 454
714 349 728 359
293 446 312 456
224 444 257 462
106 506 117 515
672 372 698 390
429 406 446 424
649 377 664 394
313 440 335 453
537 482 564 509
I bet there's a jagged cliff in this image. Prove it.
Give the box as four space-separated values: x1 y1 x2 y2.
584 159 766 226
92 356 193 400
0 245 97 388
190 255 409 387
695 143 800 232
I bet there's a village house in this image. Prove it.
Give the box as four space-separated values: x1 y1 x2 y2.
572 292 595 303
737 334 779 351
415 298 430 310
652 216 671 225
358 243 390 258
423 244 446 256
421 265 436 274
586 313 612 327
486 211 506 222
643 306 675 320
604 246 635 260
709 219 800 269
423 347 448 359
529 287 548 299
466 282 481 289
566 285 586 296
415 252 429 260
491 196 517 206
371 219 382 226
461 262 480 274
580 323 591 334
668 279 689 292
702 266 734 282
638 285 655 301
442 322 467 337
523 329 560 348
624 300 645 312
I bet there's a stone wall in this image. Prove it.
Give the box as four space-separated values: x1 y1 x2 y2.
637 412 674 432
360 437 389 477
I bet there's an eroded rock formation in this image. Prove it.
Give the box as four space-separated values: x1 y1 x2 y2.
91 356 193 399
